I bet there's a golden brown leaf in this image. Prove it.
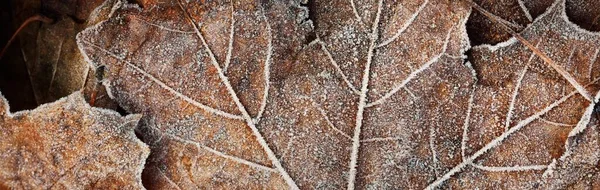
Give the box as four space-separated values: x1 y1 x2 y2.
75 0 600 189
0 91 149 189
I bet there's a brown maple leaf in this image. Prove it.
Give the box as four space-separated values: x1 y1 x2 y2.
429 0 600 189
76 0 599 189
0 91 149 189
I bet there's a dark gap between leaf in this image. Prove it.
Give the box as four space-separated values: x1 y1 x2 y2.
116 105 129 116
0 0 38 112
303 0 318 44
128 0 145 9
565 0 600 32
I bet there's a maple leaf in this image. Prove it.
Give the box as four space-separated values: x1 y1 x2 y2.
0 91 149 189
77 0 470 188
76 0 599 189
427 0 600 188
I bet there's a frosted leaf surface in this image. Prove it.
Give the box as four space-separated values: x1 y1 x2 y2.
0 91 149 189
467 0 600 45
431 0 600 188
76 0 599 189
539 101 600 189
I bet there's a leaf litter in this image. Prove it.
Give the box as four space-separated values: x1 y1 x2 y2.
0 0 599 189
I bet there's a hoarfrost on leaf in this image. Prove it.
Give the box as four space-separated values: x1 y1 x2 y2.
76 0 600 189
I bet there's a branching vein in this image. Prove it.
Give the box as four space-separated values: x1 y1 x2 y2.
299 95 352 140
315 39 360 94
517 0 533 21
367 27 454 108
425 79 596 189
376 0 428 48
167 133 276 172
349 0 363 24
469 1 593 102
177 1 298 188
505 50 537 131
347 0 383 189
80 40 243 120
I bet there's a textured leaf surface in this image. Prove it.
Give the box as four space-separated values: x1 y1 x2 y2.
0 91 149 189
466 0 599 45
76 0 600 189
11 0 108 105
433 1 600 188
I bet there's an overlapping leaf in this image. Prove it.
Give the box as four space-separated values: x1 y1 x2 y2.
0 91 149 189
467 0 599 45
76 0 599 189
429 0 600 188
78 0 312 188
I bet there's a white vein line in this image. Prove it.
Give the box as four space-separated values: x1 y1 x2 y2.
461 87 476 162
505 50 536 131
376 0 428 48
366 27 454 108
361 136 402 143
177 1 298 188
316 39 360 94
202 144 277 172
347 1 383 189
559 47 593 102
517 0 533 22
132 82 154 95
81 40 243 120
167 133 276 172
48 39 64 92
404 87 417 100
254 11 273 123
469 0 593 102
349 0 362 24
130 16 195 34
429 124 439 169
567 91 600 138
425 87 584 190
472 163 547 172
223 2 235 73
567 48 577 67
279 136 295 160
589 48 599 81
539 117 576 127
300 96 352 140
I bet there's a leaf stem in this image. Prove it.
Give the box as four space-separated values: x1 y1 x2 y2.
0 14 53 61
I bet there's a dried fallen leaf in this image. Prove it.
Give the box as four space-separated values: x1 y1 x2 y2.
0 91 149 189
466 0 553 45
539 105 600 189
78 0 313 188
433 0 600 188
6 0 115 107
76 0 599 189
467 0 599 45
